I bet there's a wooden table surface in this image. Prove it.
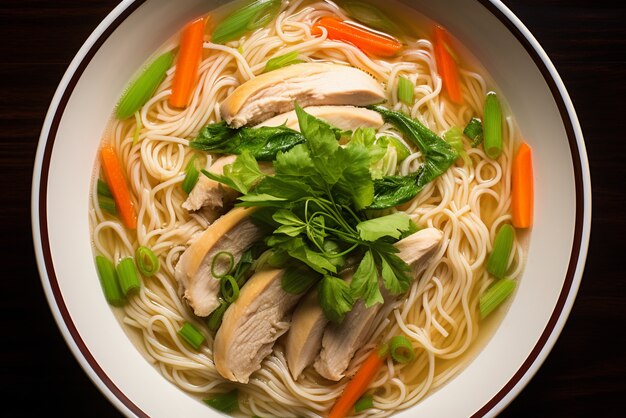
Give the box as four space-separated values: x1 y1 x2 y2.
1 0 623 416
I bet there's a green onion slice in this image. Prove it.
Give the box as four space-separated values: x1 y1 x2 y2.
264 51 304 72
212 0 281 44
486 224 515 279
116 51 174 120
95 255 125 306
354 394 374 412
397 76 414 105
220 275 240 303
207 299 229 331
182 154 200 194
211 251 235 279
98 195 117 215
377 135 411 162
116 257 141 295
178 322 206 350
135 246 160 276
389 335 415 364
343 1 403 36
97 179 113 198
464 117 483 147
480 278 516 318
483 91 503 159
203 389 239 413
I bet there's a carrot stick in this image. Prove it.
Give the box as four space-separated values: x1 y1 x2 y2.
169 17 206 108
328 347 386 418
433 25 463 105
312 17 402 57
100 146 137 230
511 142 533 228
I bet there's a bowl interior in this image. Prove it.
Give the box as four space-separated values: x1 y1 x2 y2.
33 0 589 417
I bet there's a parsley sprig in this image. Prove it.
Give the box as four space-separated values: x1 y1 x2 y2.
203 105 416 323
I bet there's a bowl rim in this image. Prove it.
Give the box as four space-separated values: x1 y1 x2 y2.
31 0 591 417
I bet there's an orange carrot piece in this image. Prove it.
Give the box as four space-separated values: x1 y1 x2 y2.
100 146 137 230
328 347 386 418
511 142 534 228
433 25 463 105
312 17 402 57
169 17 206 108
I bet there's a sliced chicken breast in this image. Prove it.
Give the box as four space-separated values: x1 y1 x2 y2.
314 227 444 381
174 207 263 317
220 63 385 128
213 268 301 383
182 155 239 212
256 106 384 132
285 289 327 380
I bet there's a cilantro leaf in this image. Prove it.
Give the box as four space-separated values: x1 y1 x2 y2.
273 237 337 274
333 143 375 210
202 150 265 194
318 275 355 323
378 251 411 295
351 250 384 307
273 209 306 236
357 212 411 242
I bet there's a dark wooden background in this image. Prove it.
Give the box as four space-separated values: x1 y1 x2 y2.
0 0 623 416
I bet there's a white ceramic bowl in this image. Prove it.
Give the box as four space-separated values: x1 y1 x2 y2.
32 0 591 416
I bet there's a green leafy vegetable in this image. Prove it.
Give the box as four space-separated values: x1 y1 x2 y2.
116 51 173 119
357 212 411 241
370 168 423 209
368 106 458 208
318 275 355 323
350 250 383 307
281 264 321 294
264 51 305 72
212 0 281 44
480 278 516 318
464 117 484 147
191 121 307 161
377 135 411 161
202 150 266 194
397 76 414 105
483 91 503 159
203 389 239 413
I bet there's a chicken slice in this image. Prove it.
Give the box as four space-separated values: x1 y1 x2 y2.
182 155 239 212
314 227 444 381
174 207 263 317
213 268 301 383
285 289 326 380
220 63 385 128
255 106 383 132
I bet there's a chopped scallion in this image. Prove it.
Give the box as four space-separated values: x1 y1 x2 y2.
98 195 117 215
464 117 483 147
480 278 516 318
203 389 239 413
135 246 160 276
211 0 281 44
178 322 205 349
397 76 414 105
220 275 240 303
116 51 174 120
116 257 141 295
264 51 304 72
95 255 125 306
486 224 515 279
211 251 235 278
97 179 113 198
389 335 415 364
182 154 200 194
354 394 374 412
483 91 503 159
207 299 229 331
